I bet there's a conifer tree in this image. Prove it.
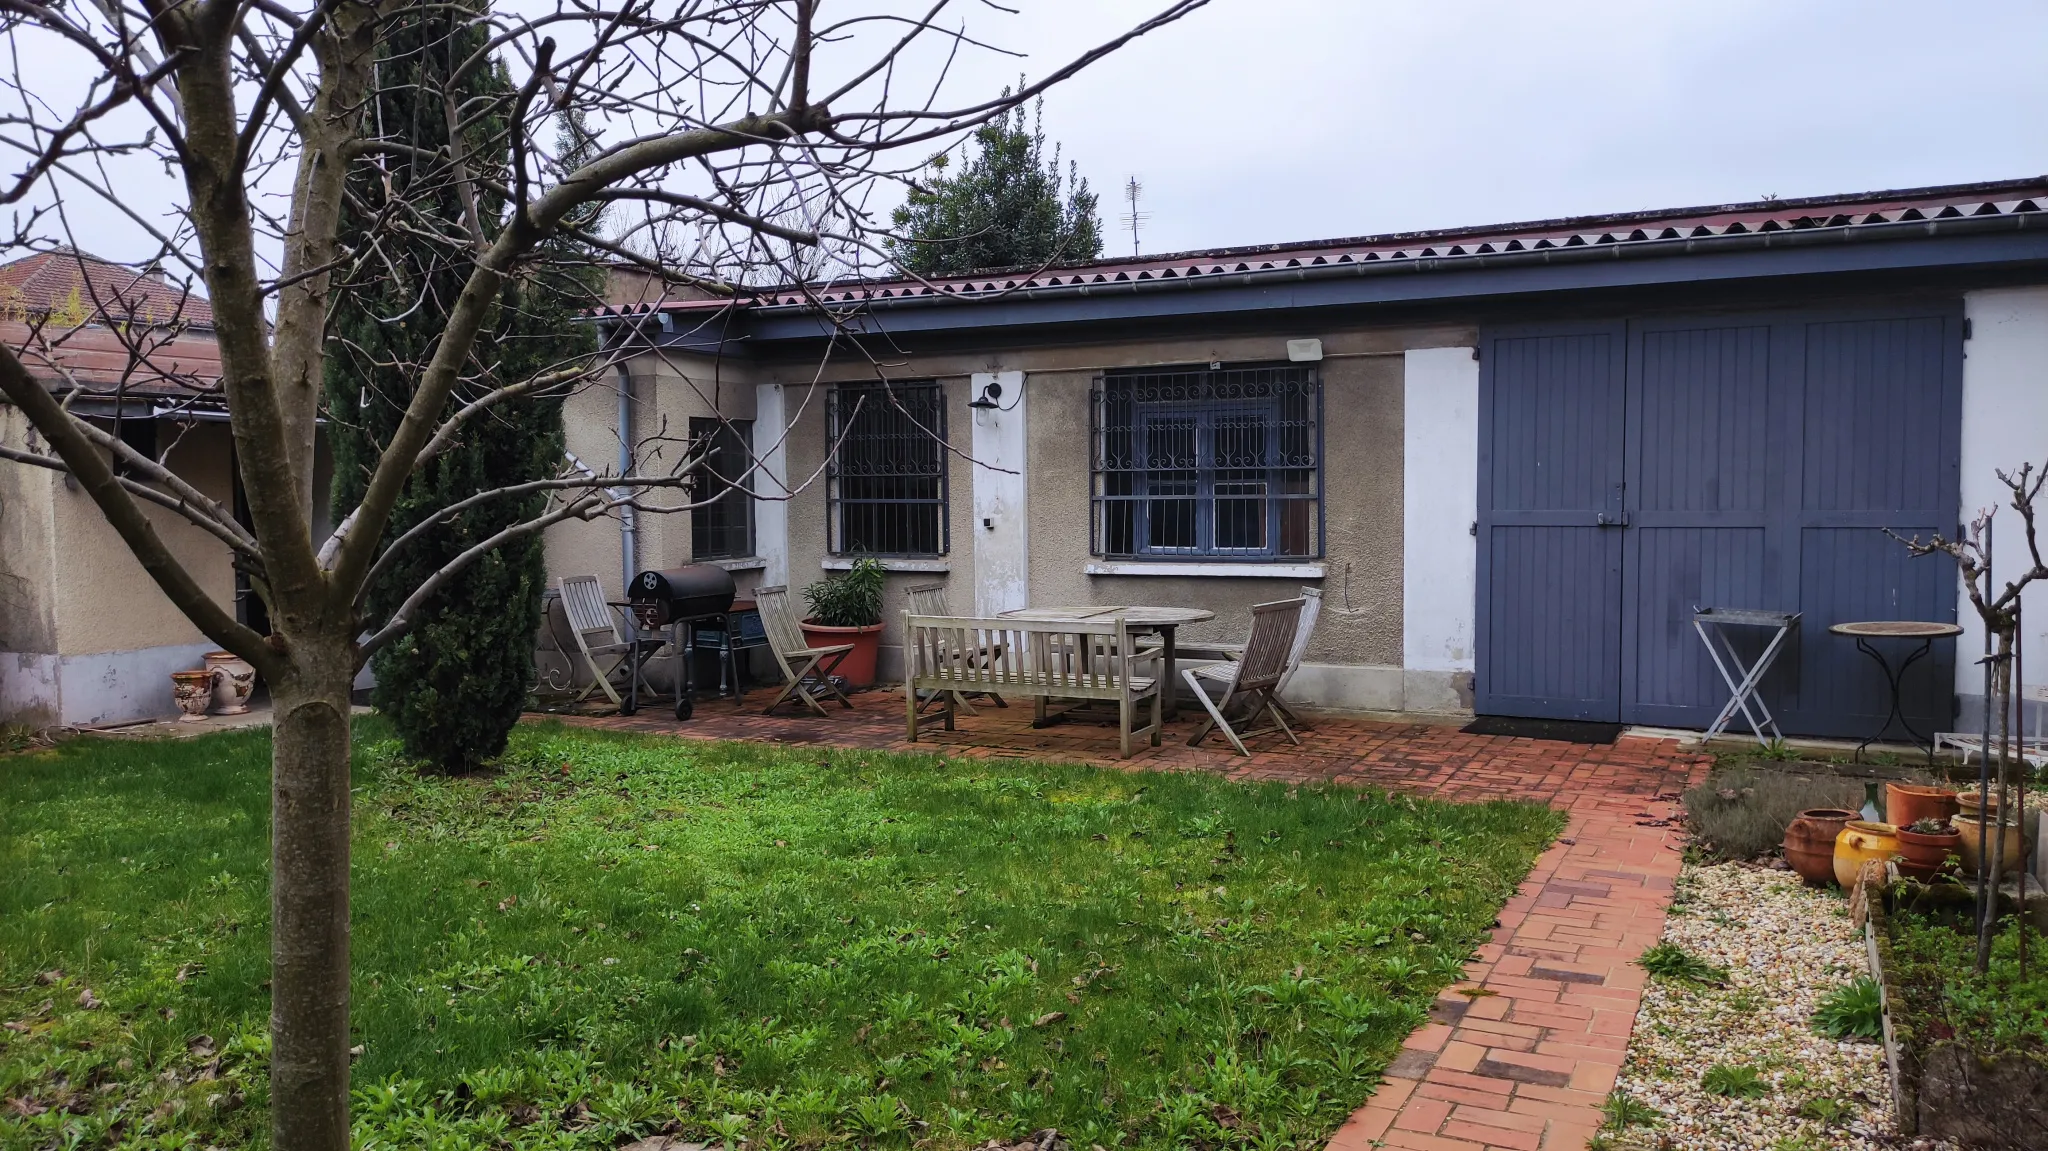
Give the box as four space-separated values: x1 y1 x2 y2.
889 95 1102 276
324 5 600 772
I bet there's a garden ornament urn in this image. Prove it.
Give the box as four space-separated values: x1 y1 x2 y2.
203 650 257 715
170 669 214 723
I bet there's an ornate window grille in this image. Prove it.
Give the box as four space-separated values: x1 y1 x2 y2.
828 381 948 556
689 417 754 560
1091 364 1322 560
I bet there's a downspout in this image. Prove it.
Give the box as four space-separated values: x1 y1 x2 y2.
616 361 637 589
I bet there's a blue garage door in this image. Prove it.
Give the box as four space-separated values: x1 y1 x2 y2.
1477 306 1962 737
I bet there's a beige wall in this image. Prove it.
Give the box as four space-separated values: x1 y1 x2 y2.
566 318 1479 705
0 404 58 653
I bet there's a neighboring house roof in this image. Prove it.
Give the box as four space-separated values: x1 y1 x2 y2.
601 174 2048 327
0 249 222 400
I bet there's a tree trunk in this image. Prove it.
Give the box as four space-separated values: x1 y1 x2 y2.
268 627 358 1150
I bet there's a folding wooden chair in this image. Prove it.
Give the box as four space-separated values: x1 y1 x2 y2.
558 574 662 708
754 585 854 716
1184 597 1306 757
1179 586 1323 727
905 583 1007 715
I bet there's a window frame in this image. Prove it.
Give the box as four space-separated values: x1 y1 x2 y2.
826 380 950 557
1090 363 1323 562
688 416 755 561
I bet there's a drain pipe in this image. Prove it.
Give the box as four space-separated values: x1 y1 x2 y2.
616 361 637 590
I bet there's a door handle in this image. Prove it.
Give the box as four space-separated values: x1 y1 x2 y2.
1596 512 1630 528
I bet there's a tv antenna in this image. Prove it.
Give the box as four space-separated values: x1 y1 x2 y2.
1120 175 1150 257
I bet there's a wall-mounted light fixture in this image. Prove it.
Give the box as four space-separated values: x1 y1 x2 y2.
969 379 1003 410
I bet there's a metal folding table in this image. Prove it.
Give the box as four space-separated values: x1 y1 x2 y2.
1694 608 1801 746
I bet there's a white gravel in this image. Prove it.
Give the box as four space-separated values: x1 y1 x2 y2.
1609 862 1957 1151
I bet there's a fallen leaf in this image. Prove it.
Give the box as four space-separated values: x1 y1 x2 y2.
34 970 63 986
498 895 517 911
1031 1011 1066 1028
175 962 204 983
76 988 101 1010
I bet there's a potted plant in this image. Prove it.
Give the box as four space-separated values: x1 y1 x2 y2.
1893 817 1961 880
801 558 887 689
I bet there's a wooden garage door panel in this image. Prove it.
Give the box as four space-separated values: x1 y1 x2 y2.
1628 527 1775 719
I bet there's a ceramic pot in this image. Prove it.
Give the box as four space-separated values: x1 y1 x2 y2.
170 669 214 723
1834 820 1900 889
1953 812 2032 877
1784 808 1859 886
1893 825 1961 879
203 650 257 715
1885 783 1959 829
798 620 883 689
1957 789 2007 820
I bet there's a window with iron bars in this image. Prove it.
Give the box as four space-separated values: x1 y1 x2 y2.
827 381 948 556
689 417 754 560
1091 364 1322 560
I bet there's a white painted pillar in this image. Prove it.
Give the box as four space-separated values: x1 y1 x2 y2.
970 370 1028 616
1401 347 1479 712
754 381 790 586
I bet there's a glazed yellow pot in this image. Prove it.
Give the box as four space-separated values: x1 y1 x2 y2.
1952 813 2032 877
1834 820 1900 888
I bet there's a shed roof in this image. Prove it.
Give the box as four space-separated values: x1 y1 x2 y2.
0 250 222 398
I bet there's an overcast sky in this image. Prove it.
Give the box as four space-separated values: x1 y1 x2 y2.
15 0 2047 270
996 0 2048 257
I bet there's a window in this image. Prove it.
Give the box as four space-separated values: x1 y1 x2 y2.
828 381 948 556
689 417 754 560
1092 364 1321 560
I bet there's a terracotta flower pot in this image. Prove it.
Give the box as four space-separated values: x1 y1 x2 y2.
1893 825 1961 879
799 619 884 689
170 669 214 723
1952 812 2032 877
1784 808 1858 886
1833 820 1900 889
1885 782 1958 829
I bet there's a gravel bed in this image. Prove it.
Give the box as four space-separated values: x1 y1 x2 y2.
1607 862 1957 1151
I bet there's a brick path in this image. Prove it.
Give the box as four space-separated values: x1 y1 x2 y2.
540 690 1707 1151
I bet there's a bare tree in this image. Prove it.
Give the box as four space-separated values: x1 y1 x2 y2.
1894 461 2047 970
0 2 1206 1145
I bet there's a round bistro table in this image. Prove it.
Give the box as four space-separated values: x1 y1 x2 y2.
1828 620 1964 763
996 605 1217 720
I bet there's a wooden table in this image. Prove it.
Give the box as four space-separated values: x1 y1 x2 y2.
997 605 1217 720
1828 620 1964 763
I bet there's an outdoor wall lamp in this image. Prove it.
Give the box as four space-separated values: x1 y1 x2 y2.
969 379 1003 409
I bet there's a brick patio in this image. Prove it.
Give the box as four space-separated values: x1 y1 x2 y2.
541 688 1708 1151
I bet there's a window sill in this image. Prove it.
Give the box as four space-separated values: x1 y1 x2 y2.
1084 561 1326 579
823 557 951 573
701 557 767 572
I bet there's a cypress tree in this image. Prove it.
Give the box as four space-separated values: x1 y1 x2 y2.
324 4 600 772
888 95 1102 277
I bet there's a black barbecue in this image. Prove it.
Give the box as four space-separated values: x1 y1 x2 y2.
627 565 737 720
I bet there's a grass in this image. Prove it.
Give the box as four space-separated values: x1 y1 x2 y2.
1634 942 1729 988
0 719 1563 1150
1698 1063 1768 1098
1886 912 2048 1057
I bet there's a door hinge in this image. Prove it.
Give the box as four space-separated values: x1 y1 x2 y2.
1471 346 1482 362
1962 317 1973 340
1469 521 1478 537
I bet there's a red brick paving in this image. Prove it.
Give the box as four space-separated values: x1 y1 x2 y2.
538 688 1707 1151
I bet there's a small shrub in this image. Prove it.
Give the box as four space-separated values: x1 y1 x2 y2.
1600 1089 1662 1130
1797 1095 1853 1123
1636 942 1729 987
1700 1063 1768 1098
1681 767 1863 861
803 557 887 627
1812 976 1884 1040
1905 817 1952 835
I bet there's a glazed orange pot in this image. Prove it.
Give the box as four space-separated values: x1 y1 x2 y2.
1833 820 1900 889
1784 808 1858 886
1885 783 1958 829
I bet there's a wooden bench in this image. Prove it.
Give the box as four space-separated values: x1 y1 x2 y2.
903 613 1163 757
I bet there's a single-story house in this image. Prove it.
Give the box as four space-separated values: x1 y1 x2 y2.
567 175 2048 739
0 250 332 727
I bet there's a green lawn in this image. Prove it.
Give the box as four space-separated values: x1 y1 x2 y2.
0 719 1562 1150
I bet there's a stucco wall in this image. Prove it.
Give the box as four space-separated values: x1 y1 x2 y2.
1958 288 2048 729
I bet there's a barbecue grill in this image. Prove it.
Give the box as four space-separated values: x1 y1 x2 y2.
627 565 737 720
